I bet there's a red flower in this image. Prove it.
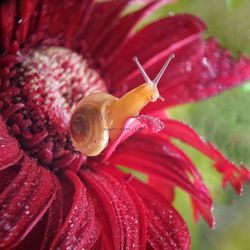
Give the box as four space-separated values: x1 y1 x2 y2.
0 0 250 249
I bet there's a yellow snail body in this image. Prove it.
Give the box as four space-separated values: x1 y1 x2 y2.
70 54 175 156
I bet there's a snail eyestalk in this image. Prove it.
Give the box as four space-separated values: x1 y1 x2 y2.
133 53 175 87
153 53 175 85
70 54 175 156
133 57 152 84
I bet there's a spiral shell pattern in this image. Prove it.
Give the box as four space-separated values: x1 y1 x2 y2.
70 93 117 156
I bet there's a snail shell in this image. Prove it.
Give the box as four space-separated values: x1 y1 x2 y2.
70 92 117 156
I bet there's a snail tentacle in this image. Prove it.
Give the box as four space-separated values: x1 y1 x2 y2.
153 53 175 86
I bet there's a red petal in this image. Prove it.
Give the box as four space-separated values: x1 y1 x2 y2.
0 0 16 53
15 212 49 249
51 171 100 250
109 132 215 226
148 175 175 202
0 166 19 193
80 168 147 250
110 135 212 203
0 0 95 50
197 38 250 100
131 179 190 250
99 115 163 162
93 1 160 63
162 119 250 194
104 14 205 94
64 0 93 41
15 0 41 44
0 155 56 249
82 0 128 53
191 198 215 228
100 117 144 162
46 0 91 38
40 176 63 250
0 116 22 170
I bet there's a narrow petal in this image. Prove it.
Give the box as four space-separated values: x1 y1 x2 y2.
0 0 45 51
14 172 62 249
15 213 50 249
80 168 147 250
0 166 19 193
0 0 95 52
0 116 22 170
131 179 190 250
51 171 100 250
64 0 93 42
106 167 190 249
161 119 250 194
0 155 56 249
46 0 92 38
82 0 128 53
93 1 160 63
15 0 41 44
148 175 175 202
40 177 63 250
0 0 16 53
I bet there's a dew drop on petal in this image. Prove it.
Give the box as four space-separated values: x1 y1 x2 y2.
137 114 165 133
3 223 11 231
185 61 192 72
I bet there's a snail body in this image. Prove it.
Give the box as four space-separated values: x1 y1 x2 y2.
70 54 175 156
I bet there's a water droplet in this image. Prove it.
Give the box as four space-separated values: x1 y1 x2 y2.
202 57 209 67
3 223 11 231
185 61 192 72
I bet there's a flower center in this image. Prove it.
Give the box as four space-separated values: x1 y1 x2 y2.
2 47 107 170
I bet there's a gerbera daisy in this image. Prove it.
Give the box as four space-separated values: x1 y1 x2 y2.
0 0 250 249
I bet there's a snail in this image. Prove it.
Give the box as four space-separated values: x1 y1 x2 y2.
70 54 175 156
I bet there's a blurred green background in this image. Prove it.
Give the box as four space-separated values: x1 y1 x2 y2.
132 0 250 249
